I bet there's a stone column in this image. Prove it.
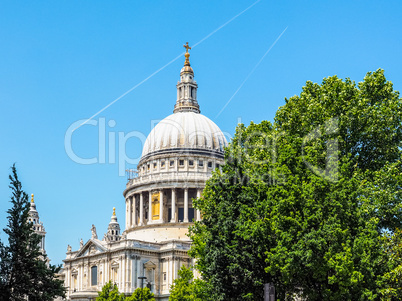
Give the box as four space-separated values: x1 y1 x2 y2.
184 188 189 222
196 189 201 221
66 267 70 295
82 264 85 290
121 256 124 290
170 189 176 223
128 255 131 291
168 257 172 290
104 259 108 283
128 196 132 228
175 257 180 280
125 253 129 292
137 258 142 288
85 263 89 288
125 199 129 229
159 190 164 222
80 263 84 291
148 192 152 223
139 193 144 226
132 195 138 226
102 259 106 285
132 256 137 289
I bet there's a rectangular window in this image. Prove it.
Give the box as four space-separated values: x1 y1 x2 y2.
91 266 98 286
168 207 172 221
216 164 220 169
178 208 184 222
113 268 118 282
189 160 194 166
163 273 167 281
189 208 195 222
179 160 184 166
153 162 157 169
198 160 204 167
170 160 174 167
161 161 165 167
152 193 160 220
208 162 212 168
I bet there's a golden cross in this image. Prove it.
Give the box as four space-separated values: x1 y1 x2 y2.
183 42 191 53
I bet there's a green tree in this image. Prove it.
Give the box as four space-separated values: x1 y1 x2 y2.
168 266 211 301
0 165 65 301
126 287 155 301
189 69 402 300
377 228 402 300
96 281 125 301
96 281 155 301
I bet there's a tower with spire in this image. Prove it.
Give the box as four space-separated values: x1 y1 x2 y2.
173 42 200 113
28 194 46 254
103 207 121 243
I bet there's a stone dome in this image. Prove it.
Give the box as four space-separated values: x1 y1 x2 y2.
141 111 227 160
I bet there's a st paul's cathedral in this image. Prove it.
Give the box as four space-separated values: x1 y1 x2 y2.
60 44 228 300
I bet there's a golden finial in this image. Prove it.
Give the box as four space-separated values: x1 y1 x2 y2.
31 194 34 203
183 42 191 66
113 207 116 216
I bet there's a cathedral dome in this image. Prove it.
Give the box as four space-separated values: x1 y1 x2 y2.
141 111 227 159
140 42 227 162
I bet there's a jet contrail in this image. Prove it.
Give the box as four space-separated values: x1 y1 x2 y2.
192 0 261 49
216 26 288 118
73 0 262 132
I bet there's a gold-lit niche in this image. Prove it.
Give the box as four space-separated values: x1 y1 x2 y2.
151 192 160 220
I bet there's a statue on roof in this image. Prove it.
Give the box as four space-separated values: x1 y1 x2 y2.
91 224 98 239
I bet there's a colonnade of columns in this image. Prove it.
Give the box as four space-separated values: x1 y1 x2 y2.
126 188 202 229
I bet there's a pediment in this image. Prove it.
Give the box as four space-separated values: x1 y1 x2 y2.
74 239 107 258
144 260 157 269
111 260 119 268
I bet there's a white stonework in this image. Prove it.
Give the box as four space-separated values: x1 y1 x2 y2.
61 47 227 300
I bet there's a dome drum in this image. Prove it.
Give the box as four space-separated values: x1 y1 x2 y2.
139 147 224 165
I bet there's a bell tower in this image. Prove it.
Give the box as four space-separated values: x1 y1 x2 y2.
28 194 47 254
104 207 121 242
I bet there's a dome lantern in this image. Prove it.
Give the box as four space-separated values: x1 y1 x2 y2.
174 42 200 114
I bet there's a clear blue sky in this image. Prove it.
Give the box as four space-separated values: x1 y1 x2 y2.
1 1 401 265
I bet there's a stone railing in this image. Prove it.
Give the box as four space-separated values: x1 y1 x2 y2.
126 169 139 180
127 170 211 187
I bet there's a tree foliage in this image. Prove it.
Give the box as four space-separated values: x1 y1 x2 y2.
96 281 155 301
378 228 402 300
0 165 65 301
189 69 402 300
96 281 125 301
168 266 210 301
126 287 155 301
